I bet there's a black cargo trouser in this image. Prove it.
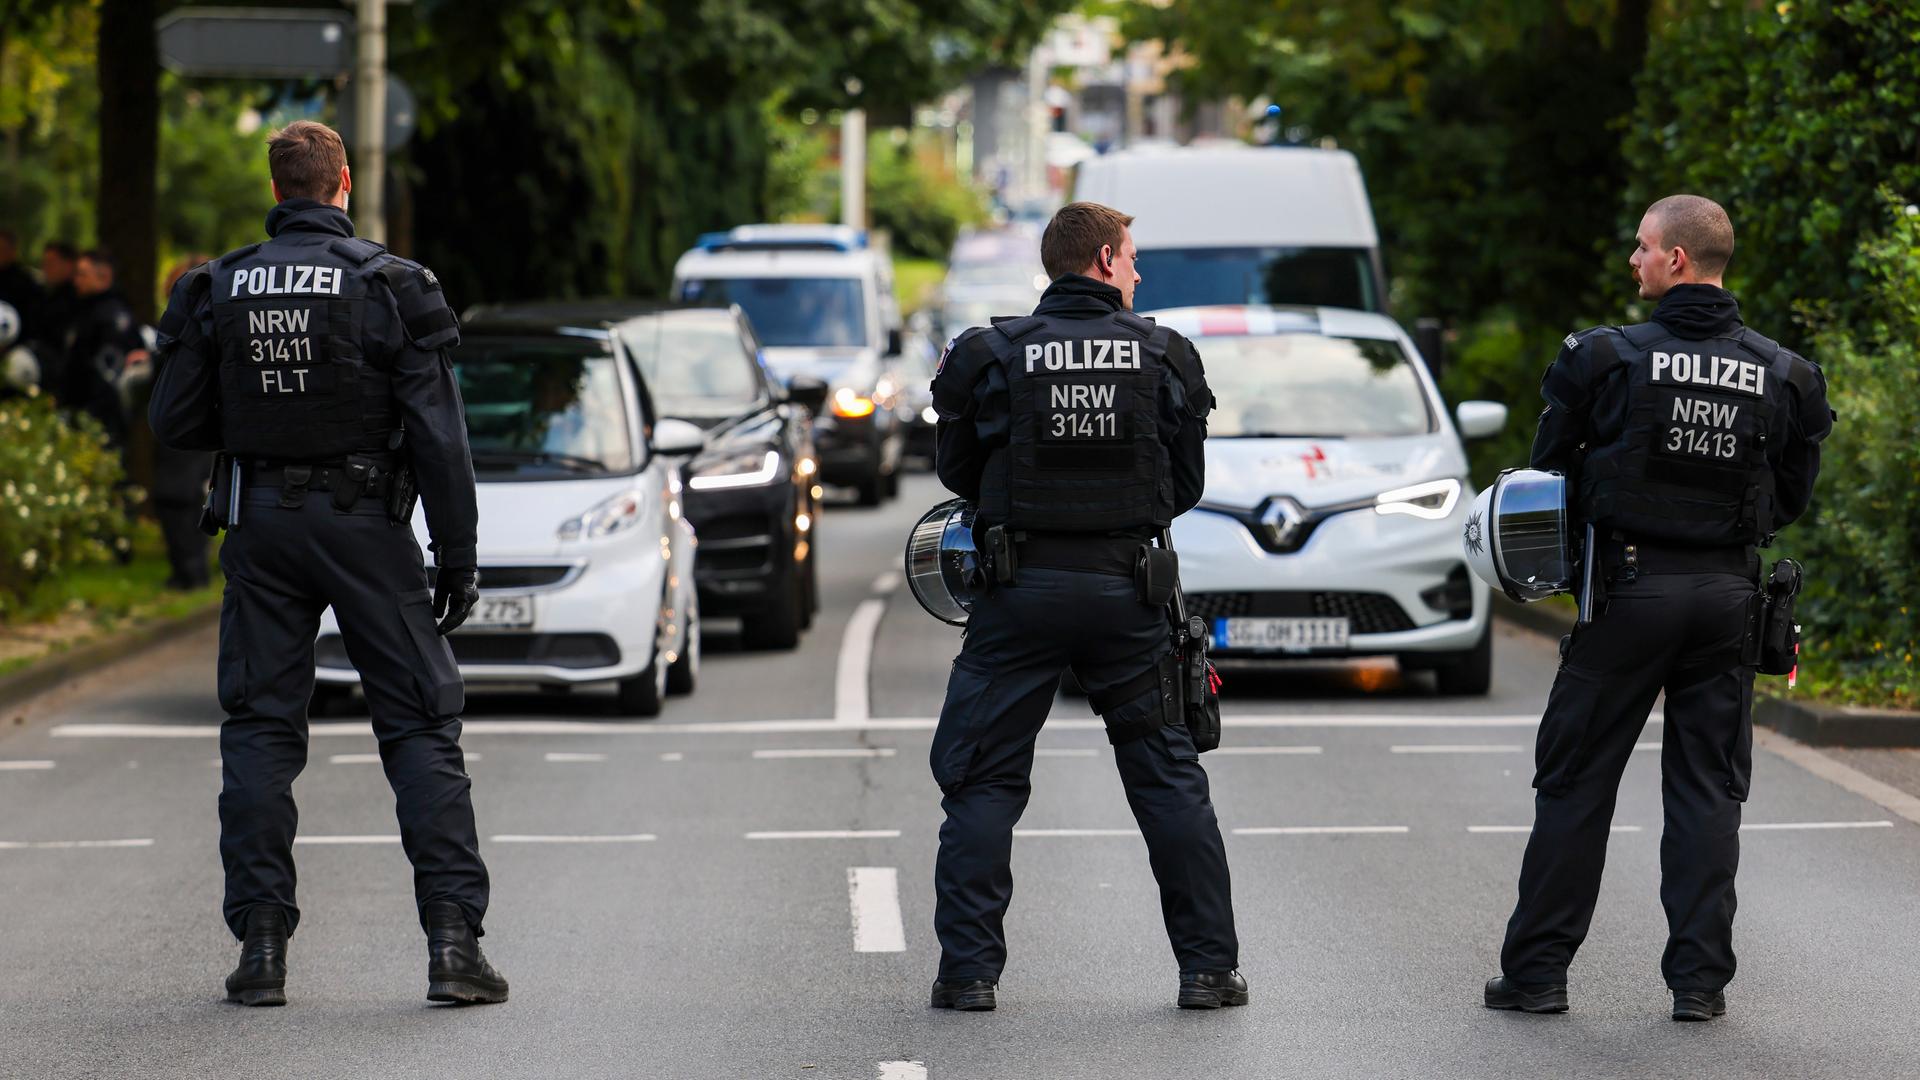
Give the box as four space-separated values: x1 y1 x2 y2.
1501 566 1757 991
931 566 1239 982
216 486 487 940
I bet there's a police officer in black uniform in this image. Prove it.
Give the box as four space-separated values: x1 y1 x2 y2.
1485 195 1832 1021
927 202 1243 1012
148 120 505 1007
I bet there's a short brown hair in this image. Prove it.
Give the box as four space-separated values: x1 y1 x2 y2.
1648 194 1735 276
267 120 348 201
1041 201 1135 280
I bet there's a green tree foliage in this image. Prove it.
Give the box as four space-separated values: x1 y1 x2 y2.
0 389 128 613
866 132 987 260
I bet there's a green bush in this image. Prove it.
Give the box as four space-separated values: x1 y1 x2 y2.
0 391 128 616
865 133 986 260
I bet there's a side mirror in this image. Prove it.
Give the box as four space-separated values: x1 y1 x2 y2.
651 417 706 458
1455 400 1508 440
886 326 904 356
1414 317 1446 381
786 375 830 414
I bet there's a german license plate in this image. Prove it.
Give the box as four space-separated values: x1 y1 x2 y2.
461 594 534 632
1214 617 1350 652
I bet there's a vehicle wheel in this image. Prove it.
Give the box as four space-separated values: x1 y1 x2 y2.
309 683 357 717
667 593 700 696
803 541 821 620
1434 621 1494 696
855 471 884 507
615 650 668 717
742 559 803 650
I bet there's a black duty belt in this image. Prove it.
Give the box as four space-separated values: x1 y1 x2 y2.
1602 537 1756 577
1015 532 1141 578
251 464 394 497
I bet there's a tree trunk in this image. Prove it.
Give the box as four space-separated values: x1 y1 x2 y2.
96 0 160 323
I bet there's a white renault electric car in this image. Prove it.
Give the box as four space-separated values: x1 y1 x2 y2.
1151 305 1508 694
312 303 703 717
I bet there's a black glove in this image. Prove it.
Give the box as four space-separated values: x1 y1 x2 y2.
433 565 480 635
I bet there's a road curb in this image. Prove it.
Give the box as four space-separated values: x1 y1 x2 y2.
1495 594 1920 747
0 602 221 718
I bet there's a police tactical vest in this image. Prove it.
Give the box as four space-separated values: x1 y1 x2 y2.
977 308 1174 532
207 235 400 462
1579 321 1795 546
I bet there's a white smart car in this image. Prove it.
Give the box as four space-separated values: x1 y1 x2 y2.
312 303 704 717
1152 305 1508 694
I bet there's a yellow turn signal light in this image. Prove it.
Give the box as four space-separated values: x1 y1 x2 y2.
831 387 876 419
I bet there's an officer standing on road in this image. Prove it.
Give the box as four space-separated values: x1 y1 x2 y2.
1484 195 1832 1022
927 202 1243 1012
148 120 506 1008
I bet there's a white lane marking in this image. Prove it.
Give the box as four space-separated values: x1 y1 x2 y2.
848 867 907 953
53 713 1558 738
746 830 900 840
870 570 902 594
835 600 887 723
0 760 56 770
877 1062 927 1080
1015 828 1140 838
1034 748 1101 757
1635 742 1662 751
660 752 684 762
1742 820 1894 832
294 835 401 845
0 838 153 849
754 748 896 759
491 834 656 844
329 753 382 764
1468 825 1644 834
544 752 608 763
1232 826 1410 836
1391 744 1525 754
1211 745 1322 756
1756 726 1920 828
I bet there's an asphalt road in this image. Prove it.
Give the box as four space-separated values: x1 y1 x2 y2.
3 471 1918 1079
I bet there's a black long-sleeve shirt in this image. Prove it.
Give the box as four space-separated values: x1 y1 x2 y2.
1532 283 1832 532
932 274 1210 519
148 200 479 567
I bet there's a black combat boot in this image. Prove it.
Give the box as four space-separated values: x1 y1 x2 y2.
1484 975 1569 1014
930 978 997 1011
424 901 509 1004
225 905 289 1007
1178 970 1249 1009
1671 989 1727 1021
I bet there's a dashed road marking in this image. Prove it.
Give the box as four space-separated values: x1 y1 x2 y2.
1468 825 1644 834
294 835 401 845
870 570 902 594
329 753 382 764
835 600 887 723
1015 828 1140 838
0 838 152 849
660 752 684 762
1742 820 1894 832
877 1063 927 1080
747 830 900 840
1212 745 1323 756
754 748 896 759
545 752 608 763
491 834 656 844
848 867 907 953
0 760 56 770
1232 825 1410 836
1391 744 1525 754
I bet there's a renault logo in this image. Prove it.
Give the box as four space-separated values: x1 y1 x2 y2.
1258 496 1309 552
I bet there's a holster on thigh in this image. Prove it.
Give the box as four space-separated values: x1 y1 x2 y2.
1085 653 1180 746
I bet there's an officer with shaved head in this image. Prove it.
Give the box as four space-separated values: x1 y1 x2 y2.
1484 195 1834 1021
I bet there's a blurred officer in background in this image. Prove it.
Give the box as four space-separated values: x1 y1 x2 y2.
34 241 79 392
149 119 503 1008
150 256 214 590
1485 194 1832 1022
0 227 44 347
66 249 142 444
926 201 1242 1013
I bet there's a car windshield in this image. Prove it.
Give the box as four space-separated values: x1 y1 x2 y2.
456 345 635 479
677 276 868 349
1200 334 1434 438
1133 247 1378 312
624 317 768 421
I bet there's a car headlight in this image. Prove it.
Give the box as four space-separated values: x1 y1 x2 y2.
831 386 876 418
1373 477 1462 520
558 488 646 540
687 449 781 491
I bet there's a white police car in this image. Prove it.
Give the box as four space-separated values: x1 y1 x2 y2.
311 304 704 717
1152 305 1508 694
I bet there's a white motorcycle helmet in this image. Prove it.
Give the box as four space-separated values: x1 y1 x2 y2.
1463 468 1574 603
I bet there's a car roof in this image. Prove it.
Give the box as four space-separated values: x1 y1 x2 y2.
1071 145 1377 250
460 300 735 339
674 245 881 280
694 222 869 252
1142 304 1405 343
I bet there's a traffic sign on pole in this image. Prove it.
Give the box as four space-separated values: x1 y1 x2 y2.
156 7 355 79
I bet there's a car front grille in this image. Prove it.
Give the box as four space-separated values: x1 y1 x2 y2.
1185 591 1417 635
425 565 576 590
315 632 621 670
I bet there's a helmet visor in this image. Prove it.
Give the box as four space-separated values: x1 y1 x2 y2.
905 500 978 626
1492 470 1571 601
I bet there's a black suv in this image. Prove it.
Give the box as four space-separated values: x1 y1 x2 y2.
619 306 825 649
